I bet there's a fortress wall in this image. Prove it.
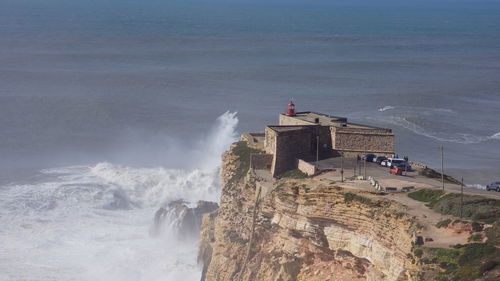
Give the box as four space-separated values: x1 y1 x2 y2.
331 127 394 156
279 114 313 126
250 154 273 171
318 125 333 152
241 133 265 150
272 129 313 176
264 127 277 154
296 159 317 176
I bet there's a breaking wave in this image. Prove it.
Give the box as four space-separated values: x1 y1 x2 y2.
371 105 498 145
0 112 239 281
467 184 486 190
378 105 395 112
383 116 500 144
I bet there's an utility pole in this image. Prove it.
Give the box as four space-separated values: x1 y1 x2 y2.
340 152 344 182
316 135 319 166
441 145 445 190
460 177 464 218
353 158 356 176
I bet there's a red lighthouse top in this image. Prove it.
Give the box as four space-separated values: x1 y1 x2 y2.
285 100 296 116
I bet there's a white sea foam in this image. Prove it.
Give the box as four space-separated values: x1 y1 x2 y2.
0 112 239 281
467 184 486 190
381 116 499 144
378 105 395 112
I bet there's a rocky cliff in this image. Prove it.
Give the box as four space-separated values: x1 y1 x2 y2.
199 142 423 281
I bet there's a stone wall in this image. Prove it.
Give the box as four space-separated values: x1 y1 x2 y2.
272 128 314 176
241 133 265 150
250 154 273 171
279 114 314 126
296 159 317 176
264 127 277 155
332 127 394 156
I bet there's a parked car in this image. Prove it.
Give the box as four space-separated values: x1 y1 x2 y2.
396 163 412 171
363 154 376 162
390 166 404 175
382 158 407 168
486 181 500 192
374 156 387 164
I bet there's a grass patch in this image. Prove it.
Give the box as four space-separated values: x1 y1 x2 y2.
419 243 500 280
456 243 498 265
468 234 482 242
343 192 373 206
436 219 451 228
408 189 444 203
419 168 461 185
228 141 263 185
430 193 500 223
408 189 500 223
485 220 500 245
281 169 309 179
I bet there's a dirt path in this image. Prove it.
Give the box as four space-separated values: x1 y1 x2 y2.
389 193 469 248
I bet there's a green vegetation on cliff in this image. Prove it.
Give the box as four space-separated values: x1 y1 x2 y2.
408 189 500 223
281 169 308 179
409 189 500 280
228 141 263 185
419 168 461 185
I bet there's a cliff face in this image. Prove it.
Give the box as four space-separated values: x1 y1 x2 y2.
199 143 421 281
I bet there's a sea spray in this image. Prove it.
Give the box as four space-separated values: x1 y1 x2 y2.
0 112 239 281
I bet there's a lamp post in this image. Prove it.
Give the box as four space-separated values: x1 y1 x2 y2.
460 177 464 218
363 140 367 180
340 152 344 183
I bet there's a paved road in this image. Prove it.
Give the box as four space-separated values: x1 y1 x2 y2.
316 157 500 199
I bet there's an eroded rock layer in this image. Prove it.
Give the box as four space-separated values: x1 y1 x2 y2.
199 144 421 281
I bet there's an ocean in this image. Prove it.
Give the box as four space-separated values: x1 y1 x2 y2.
0 0 499 280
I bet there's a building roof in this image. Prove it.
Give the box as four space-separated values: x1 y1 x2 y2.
284 111 388 130
267 125 312 132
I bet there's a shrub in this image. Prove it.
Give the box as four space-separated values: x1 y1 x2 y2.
436 219 451 228
408 189 444 204
281 169 309 179
471 221 483 232
479 260 498 274
414 248 423 258
430 194 500 223
458 243 497 265
485 221 500 245
468 234 482 242
343 192 373 206
229 141 263 185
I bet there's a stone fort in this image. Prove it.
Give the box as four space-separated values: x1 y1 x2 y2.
243 102 395 177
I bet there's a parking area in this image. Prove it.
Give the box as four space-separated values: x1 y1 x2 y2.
313 156 500 198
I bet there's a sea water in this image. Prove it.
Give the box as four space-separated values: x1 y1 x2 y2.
1 0 499 280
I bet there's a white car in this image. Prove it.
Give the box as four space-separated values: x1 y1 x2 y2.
382 158 406 167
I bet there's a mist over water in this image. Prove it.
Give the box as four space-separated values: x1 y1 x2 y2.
0 112 238 281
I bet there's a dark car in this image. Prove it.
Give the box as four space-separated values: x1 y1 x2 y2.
396 163 412 171
486 181 500 192
362 154 376 162
374 156 387 164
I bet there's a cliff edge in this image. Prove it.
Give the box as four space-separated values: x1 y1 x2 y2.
198 142 425 281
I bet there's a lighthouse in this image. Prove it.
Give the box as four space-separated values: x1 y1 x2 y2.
284 100 296 116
